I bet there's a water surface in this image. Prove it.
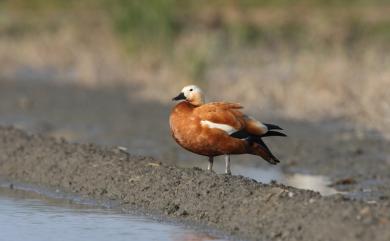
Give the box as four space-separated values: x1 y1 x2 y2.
0 187 226 241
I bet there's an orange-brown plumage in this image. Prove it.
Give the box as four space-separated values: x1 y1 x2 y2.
170 101 247 156
170 85 286 174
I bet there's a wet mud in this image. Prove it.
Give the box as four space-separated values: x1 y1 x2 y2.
0 127 389 241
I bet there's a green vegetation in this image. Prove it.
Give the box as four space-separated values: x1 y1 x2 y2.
104 0 181 50
3 0 390 50
1 0 390 83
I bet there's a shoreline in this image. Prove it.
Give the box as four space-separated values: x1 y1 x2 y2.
0 126 389 241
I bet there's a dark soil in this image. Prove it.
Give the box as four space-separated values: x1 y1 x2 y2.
0 127 389 241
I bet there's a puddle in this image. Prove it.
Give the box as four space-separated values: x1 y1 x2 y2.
234 166 339 196
198 163 386 200
186 162 340 196
0 186 227 241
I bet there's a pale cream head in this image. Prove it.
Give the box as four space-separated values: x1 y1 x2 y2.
182 85 205 106
172 85 205 106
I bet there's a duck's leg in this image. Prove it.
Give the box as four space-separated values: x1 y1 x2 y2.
208 156 214 171
225 154 231 175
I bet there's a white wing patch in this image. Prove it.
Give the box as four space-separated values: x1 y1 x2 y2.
200 120 237 135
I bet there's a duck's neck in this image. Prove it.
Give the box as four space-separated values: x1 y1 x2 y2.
187 101 204 108
176 101 200 112
188 94 205 106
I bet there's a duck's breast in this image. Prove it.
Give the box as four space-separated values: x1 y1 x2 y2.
170 104 202 152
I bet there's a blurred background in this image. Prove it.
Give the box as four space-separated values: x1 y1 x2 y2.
0 0 390 185
1 0 390 129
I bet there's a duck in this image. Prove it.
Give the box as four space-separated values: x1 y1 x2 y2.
169 85 286 174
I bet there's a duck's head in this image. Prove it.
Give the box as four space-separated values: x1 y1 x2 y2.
172 85 205 106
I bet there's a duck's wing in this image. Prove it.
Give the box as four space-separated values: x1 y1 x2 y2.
195 102 285 138
198 102 270 135
194 102 246 135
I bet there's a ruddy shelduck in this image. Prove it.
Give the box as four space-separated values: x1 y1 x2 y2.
170 85 286 174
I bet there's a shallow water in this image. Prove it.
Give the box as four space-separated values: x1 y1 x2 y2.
234 165 339 196
0 187 227 241
180 161 339 196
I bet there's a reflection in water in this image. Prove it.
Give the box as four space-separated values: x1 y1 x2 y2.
0 188 227 241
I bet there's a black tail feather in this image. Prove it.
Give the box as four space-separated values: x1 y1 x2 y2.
255 138 280 164
230 127 285 164
264 123 283 130
262 130 287 137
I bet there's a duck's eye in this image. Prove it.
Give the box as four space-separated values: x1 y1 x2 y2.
189 89 193 91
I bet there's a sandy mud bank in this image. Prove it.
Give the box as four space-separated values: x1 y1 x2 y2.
0 127 389 241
